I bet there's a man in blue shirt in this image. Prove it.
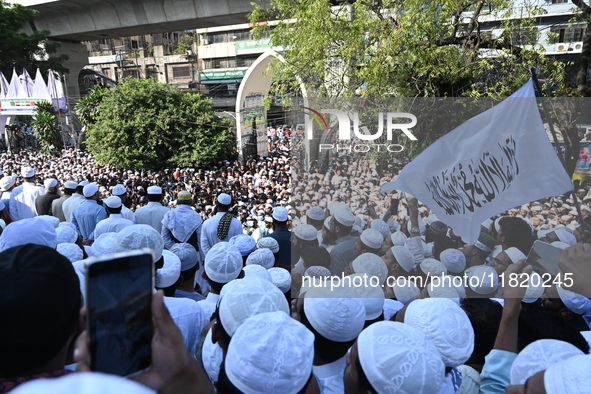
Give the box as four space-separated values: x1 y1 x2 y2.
71 183 107 242
265 206 291 268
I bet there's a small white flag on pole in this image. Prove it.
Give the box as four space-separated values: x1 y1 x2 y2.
380 79 573 245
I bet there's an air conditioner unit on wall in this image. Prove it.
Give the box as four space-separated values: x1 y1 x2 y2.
574 42 583 52
556 43 569 52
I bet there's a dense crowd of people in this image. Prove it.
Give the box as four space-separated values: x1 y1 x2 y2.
2 132 591 394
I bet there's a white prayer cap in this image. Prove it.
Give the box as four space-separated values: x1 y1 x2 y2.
56 225 78 244
115 224 164 263
21 166 35 177
92 232 118 256
424 241 434 258
420 258 447 277
59 221 77 233
357 321 445 394
272 206 288 222
0 175 16 191
205 242 243 283
0 217 57 251
307 206 325 221
426 279 460 304
456 365 481 394
505 247 526 264
44 178 57 188
481 218 493 229
382 298 404 320
112 184 126 196
147 186 162 194
169 243 198 271
465 265 498 295
242 264 272 281
510 339 584 385
294 224 318 241
257 237 279 253
225 311 314 394
370 219 390 240
440 248 466 274
245 248 275 269
64 180 78 189
391 231 407 246
522 272 545 303
217 193 231 205
105 196 122 209
79 180 90 187
556 285 591 315
57 243 83 263
304 288 365 341
391 245 414 273
544 354 591 394
352 253 388 284
37 215 60 229
303 265 331 278
360 228 384 250
268 267 291 293
82 183 98 197
229 234 256 256
385 217 399 231
328 201 349 214
392 279 420 305
556 230 576 246
9 372 155 394
405 298 474 367
156 250 181 288
333 208 355 227
219 276 290 337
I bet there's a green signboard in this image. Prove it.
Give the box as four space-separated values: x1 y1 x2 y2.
199 69 247 81
235 39 272 55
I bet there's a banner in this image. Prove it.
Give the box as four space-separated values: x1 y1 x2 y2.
380 80 573 245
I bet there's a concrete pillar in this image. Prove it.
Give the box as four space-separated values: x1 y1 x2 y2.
49 40 89 100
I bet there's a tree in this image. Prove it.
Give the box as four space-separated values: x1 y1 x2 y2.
0 1 67 76
32 101 63 154
84 78 235 169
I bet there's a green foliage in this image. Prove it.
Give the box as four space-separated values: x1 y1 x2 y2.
75 85 108 129
174 33 195 55
0 1 67 76
32 101 62 153
84 78 235 170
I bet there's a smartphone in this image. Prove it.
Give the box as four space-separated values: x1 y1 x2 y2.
86 249 154 376
526 240 563 276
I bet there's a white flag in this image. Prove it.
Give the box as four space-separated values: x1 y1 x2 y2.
380 79 573 245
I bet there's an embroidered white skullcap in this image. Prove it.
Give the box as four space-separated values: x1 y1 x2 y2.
156 250 181 288
9 372 155 394
92 232 118 256
391 231 407 246
392 278 420 305
465 265 498 295
21 166 35 177
271 206 288 222
551 241 569 249
357 321 445 394
64 180 78 189
242 264 272 281
328 201 349 214
382 299 404 320
257 237 279 253
169 243 198 271
390 245 414 273
456 365 481 394
505 247 526 264
333 208 355 227
555 230 576 246
294 224 318 241
217 193 231 205
225 311 314 394
147 186 162 194
82 183 98 197
352 253 388 285
0 176 16 191
424 241 434 258
360 228 384 250
111 184 126 196
544 354 591 394
0 217 57 251
59 221 77 232
56 225 78 244
303 288 365 342
370 219 390 240
446 275 466 298
522 272 545 303
420 258 447 277
556 285 591 315
510 339 584 385
268 267 291 293
44 178 57 188
307 206 325 221
205 242 243 283
36 215 60 229
56 243 83 263
304 265 331 278
405 298 474 367
440 248 466 273
426 279 460 304
219 276 290 337
245 248 275 269
105 196 122 209
229 234 256 256
115 224 164 263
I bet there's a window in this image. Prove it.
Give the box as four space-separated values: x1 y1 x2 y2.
550 25 587 43
172 65 191 78
202 56 259 70
551 0 568 4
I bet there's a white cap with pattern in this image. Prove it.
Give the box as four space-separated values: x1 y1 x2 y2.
204 242 243 283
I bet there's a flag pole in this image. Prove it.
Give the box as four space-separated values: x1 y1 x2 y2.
530 68 586 228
